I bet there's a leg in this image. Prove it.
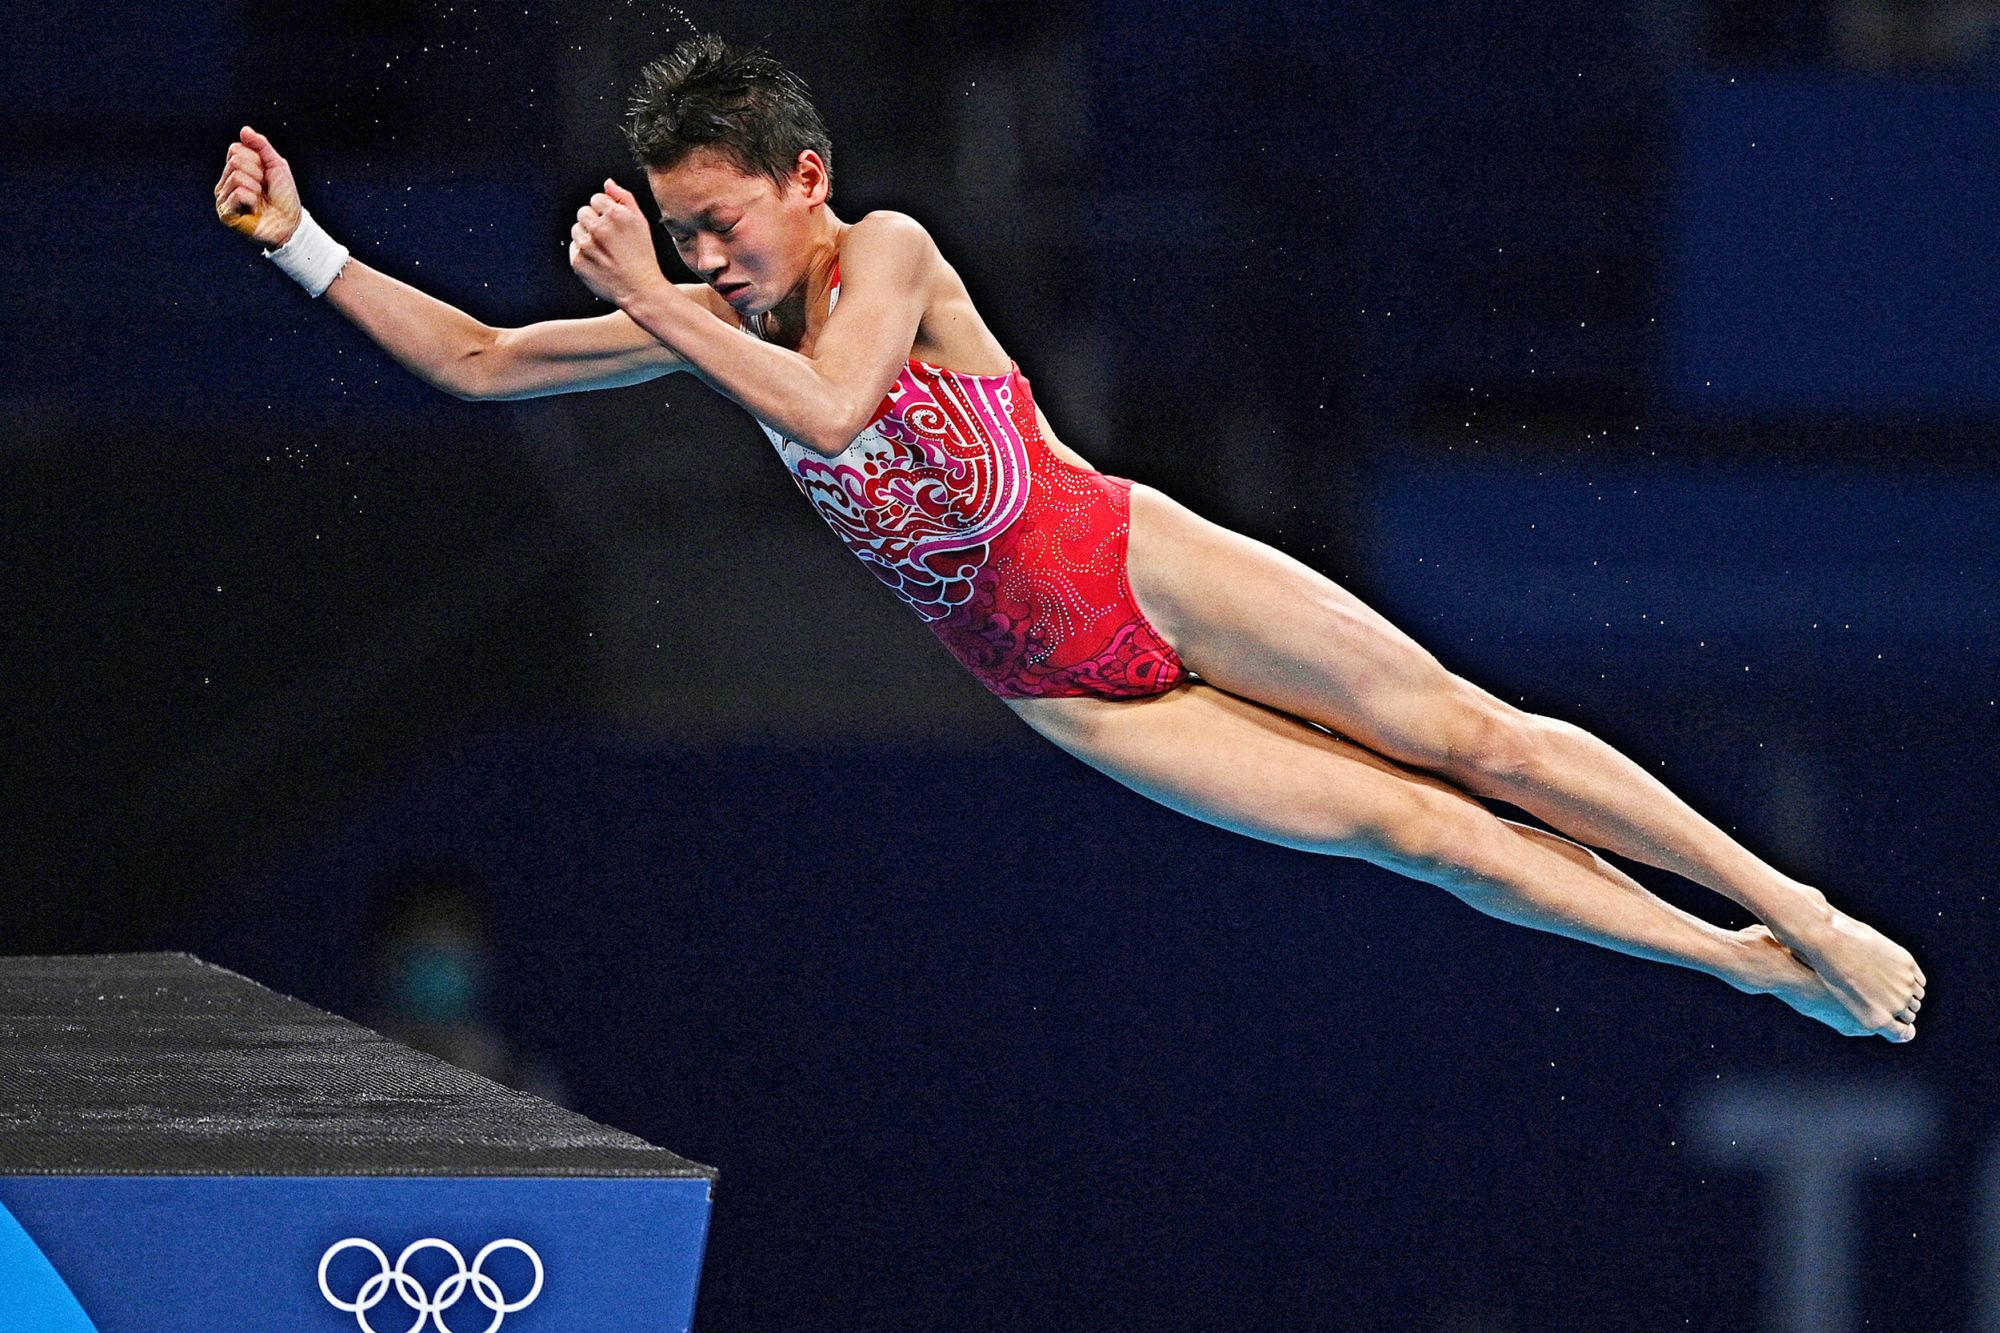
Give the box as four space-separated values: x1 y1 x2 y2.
1005 684 1890 1039
1120 484 1926 1038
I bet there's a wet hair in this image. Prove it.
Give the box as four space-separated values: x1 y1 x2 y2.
622 34 833 198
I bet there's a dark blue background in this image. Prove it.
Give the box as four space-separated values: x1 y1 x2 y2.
6 2 1996 1329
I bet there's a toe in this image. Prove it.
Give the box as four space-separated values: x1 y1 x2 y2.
1890 1019 1916 1043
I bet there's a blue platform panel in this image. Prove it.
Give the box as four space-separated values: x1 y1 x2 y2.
0 953 717 1333
0 1176 709 1332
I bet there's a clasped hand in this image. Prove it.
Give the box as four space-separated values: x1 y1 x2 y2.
569 178 669 309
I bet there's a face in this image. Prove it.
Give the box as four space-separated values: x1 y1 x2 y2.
646 147 827 315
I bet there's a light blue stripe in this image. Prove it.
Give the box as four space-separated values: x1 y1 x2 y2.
0 1197 100 1333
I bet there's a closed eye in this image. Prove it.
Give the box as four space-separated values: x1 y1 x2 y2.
663 223 733 243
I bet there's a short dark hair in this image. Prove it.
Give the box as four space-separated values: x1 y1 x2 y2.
621 34 833 198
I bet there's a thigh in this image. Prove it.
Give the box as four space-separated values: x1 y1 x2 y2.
1122 482 1511 773
1006 682 1490 866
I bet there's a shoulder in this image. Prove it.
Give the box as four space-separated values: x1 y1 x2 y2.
851 209 933 243
840 210 939 276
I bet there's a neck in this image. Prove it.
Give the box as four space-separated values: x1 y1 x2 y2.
761 213 848 343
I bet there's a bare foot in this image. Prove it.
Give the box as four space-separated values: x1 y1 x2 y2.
1763 887 1925 1042
1726 924 1917 1042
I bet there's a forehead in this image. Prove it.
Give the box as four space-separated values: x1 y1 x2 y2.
646 150 779 220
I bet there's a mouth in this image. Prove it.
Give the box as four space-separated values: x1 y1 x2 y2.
717 282 751 300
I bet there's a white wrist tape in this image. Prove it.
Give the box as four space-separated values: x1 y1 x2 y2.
262 208 350 297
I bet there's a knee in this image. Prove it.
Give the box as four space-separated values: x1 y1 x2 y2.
1341 786 1484 881
1418 683 1542 788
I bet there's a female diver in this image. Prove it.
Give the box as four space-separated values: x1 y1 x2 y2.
213 34 1925 1042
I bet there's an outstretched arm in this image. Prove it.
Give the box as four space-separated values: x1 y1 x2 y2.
214 126 710 402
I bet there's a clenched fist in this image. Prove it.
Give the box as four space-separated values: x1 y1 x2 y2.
568 178 667 309
214 126 302 248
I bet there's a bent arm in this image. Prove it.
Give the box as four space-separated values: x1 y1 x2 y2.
319 258 705 401
617 211 932 455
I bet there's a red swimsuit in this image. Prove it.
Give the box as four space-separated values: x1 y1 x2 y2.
745 265 1187 700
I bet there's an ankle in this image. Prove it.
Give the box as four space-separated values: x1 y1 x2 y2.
1720 925 1799 996
1761 878 1832 939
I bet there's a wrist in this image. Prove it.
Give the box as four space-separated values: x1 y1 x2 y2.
622 275 677 316
621 278 690 345
262 207 349 297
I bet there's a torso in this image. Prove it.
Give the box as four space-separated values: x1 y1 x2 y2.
708 225 1097 472
730 232 1185 704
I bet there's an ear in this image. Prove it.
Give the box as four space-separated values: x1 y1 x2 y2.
793 150 830 204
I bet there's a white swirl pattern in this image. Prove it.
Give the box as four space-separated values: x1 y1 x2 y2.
745 279 1033 622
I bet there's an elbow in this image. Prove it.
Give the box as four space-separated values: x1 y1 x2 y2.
445 327 502 402
806 428 855 457
806 400 871 456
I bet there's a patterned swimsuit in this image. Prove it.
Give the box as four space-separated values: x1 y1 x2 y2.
744 263 1187 700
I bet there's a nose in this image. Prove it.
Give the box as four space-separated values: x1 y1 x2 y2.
689 235 728 280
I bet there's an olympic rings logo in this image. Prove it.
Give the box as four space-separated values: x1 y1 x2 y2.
318 1237 544 1333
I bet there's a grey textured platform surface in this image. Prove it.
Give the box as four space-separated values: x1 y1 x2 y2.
0 951 715 1179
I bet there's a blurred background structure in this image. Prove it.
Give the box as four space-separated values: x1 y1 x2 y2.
4 1 1996 1329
